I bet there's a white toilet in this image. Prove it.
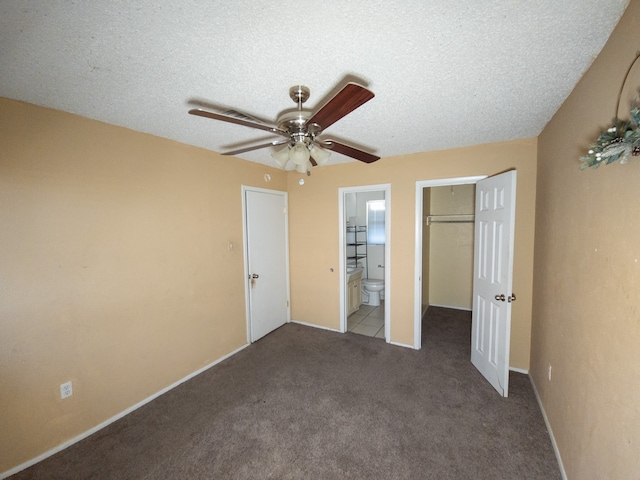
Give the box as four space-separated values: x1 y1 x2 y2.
361 278 385 306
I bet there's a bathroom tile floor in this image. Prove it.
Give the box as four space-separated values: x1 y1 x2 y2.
348 301 385 339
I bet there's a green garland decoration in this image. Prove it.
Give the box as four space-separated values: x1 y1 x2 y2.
580 51 640 169
579 100 640 169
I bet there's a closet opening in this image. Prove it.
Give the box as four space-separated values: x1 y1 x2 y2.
413 176 485 349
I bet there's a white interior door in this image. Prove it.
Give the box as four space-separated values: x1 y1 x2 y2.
245 189 289 342
471 170 517 397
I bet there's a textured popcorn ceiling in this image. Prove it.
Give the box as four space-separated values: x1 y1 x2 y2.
0 1 629 167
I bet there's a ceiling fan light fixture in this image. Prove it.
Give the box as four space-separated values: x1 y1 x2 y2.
310 144 331 166
295 161 309 174
271 145 290 168
290 141 310 165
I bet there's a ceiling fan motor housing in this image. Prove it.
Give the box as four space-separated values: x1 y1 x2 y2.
276 110 320 146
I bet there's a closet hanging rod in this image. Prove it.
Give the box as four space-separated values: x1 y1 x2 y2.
426 214 475 226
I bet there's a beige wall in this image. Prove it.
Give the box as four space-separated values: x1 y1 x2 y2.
0 99 287 473
421 189 431 307
532 1 640 478
288 137 537 364
1 100 538 475
428 184 475 309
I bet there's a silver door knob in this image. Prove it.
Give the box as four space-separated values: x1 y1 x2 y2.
251 273 260 279
495 294 506 302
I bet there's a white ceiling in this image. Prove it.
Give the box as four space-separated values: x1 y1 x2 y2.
0 1 629 168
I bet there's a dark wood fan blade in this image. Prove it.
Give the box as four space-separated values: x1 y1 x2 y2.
324 140 380 164
305 83 374 131
189 109 289 137
222 139 290 156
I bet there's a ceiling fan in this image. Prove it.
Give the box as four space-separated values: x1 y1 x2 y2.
188 82 380 173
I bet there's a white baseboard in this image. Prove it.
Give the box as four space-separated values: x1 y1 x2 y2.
529 375 568 480
1 343 250 480
509 366 529 374
290 320 341 333
428 303 472 311
388 340 416 349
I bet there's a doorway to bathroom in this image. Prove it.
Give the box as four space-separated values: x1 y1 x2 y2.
338 184 390 341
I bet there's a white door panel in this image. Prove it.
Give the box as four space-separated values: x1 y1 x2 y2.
471 170 516 397
245 189 289 342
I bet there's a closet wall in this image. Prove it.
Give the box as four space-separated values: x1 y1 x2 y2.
421 189 431 309
427 184 475 310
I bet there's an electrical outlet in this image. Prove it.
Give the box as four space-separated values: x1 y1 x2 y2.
60 381 73 399
548 365 552 381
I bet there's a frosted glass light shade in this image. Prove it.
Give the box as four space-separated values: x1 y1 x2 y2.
290 142 310 165
310 144 331 165
295 161 309 173
271 145 290 168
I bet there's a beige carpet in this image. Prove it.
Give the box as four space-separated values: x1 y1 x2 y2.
10 307 561 479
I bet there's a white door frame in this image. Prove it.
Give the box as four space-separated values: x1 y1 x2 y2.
413 176 486 349
339 184 391 340
241 185 291 344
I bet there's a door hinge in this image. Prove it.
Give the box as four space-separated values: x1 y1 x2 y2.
286 300 290 307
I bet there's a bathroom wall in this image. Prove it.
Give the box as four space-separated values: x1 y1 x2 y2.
428 184 475 309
